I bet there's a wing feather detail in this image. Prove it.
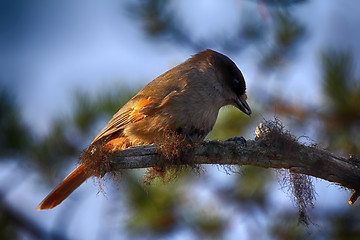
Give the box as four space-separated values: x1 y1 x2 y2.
91 97 157 144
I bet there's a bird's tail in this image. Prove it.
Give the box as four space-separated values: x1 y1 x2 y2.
37 164 91 210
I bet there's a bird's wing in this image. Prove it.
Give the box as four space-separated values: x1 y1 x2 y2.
90 96 159 145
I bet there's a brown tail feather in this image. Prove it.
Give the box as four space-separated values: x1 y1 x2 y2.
37 164 91 210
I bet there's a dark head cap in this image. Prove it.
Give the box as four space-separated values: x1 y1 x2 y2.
205 49 252 115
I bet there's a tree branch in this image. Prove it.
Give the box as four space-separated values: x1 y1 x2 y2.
106 125 360 205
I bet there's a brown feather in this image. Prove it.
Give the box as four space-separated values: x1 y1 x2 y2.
37 164 90 210
37 49 251 210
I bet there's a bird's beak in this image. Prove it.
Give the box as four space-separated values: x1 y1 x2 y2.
235 93 252 116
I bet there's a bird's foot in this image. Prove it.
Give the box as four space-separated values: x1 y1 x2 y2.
184 133 194 144
176 128 195 144
225 136 247 147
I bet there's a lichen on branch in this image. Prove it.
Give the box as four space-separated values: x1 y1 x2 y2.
104 120 360 208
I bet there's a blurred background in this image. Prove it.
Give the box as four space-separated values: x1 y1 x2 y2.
1 0 360 239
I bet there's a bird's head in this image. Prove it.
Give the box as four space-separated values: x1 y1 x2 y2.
210 50 252 116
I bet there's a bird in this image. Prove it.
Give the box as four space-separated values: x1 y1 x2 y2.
37 49 252 210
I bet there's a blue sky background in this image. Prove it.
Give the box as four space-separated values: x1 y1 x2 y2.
1 1 360 239
1 1 359 135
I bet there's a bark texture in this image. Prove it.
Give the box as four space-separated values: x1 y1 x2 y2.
105 122 360 204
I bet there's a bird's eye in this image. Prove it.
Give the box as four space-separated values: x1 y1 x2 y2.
232 77 246 95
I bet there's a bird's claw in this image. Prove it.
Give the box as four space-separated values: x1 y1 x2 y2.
225 136 247 147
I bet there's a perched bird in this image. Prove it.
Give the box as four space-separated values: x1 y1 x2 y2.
37 49 251 210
